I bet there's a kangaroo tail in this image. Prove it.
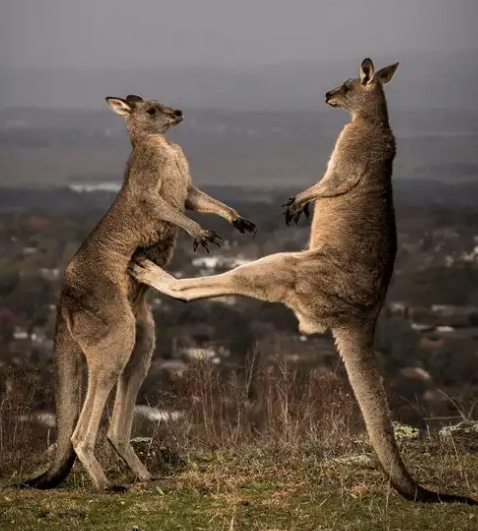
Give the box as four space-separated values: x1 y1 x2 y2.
18 313 82 489
333 326 478 505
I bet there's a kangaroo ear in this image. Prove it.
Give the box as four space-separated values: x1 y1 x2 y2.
360 57 375 85
105 97 132 116
376 62 399 85
125 94 144 104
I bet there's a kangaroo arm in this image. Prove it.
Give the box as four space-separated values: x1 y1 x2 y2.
185 186 239 223
283 159 368 225
132 159 205 239
294 167 363 207
144 195 203 239
186 186 257 236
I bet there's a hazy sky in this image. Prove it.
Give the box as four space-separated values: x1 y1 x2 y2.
1 0 477 69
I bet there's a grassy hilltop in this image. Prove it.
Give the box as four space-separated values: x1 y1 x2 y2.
1 360 478 530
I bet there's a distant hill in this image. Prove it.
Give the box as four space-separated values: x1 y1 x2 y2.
1 50 477 112
0 105 477 188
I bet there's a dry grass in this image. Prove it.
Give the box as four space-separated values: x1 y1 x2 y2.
0 356 360 480
1 358 478 530
0 365 51 477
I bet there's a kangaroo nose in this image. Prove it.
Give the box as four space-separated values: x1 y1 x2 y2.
174 109 183 117
325 92 332 102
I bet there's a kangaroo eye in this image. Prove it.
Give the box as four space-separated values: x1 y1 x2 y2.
147 107 156 116
343 84 351 93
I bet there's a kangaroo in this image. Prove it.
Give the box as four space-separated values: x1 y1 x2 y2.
130 60 477 504
20 94 256 491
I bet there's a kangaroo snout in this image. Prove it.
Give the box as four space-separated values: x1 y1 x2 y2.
325 90 339 106
172 109 184 123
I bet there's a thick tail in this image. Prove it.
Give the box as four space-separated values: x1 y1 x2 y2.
18 313 82 489
333 326 478 505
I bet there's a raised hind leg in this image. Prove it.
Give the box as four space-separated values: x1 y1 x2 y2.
70 318 136 491
130 254 326 334
107 301 156 481
129 253 299 304
130 258 478 504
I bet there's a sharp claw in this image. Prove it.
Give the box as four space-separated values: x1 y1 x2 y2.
303 203 310 220
282 196 295 208
234 219 257 236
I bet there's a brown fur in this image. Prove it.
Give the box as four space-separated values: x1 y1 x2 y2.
19 94 256 491
130 60 477 504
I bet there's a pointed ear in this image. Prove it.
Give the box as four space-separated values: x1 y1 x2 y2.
105 97 132 116
125 94 143 104
360 57 375 85
376 62 399 85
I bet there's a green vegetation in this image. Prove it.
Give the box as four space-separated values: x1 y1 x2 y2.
2 447 478 530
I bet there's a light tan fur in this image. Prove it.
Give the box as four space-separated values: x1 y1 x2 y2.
130 60 476 504
20 94 256 491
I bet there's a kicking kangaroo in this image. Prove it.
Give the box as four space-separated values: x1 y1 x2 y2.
21 94 256 491
130 60 477 504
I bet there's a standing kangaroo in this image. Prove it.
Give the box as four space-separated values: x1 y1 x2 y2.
21 94 256 491
130 60 477 504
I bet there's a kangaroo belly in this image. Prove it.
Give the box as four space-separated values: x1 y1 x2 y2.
141 226 178 267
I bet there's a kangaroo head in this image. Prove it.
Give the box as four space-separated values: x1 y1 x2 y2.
105 94 183 135
325 58 399 118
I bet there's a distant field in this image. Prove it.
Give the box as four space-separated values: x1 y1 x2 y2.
1 106 477 188
1 130 478 189
0 146 126 188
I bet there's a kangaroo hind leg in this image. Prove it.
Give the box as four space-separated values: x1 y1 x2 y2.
70 317 136 491
130 253 299 304
107 304 156 482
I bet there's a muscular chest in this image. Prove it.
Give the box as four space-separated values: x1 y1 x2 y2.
159 145 190 211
